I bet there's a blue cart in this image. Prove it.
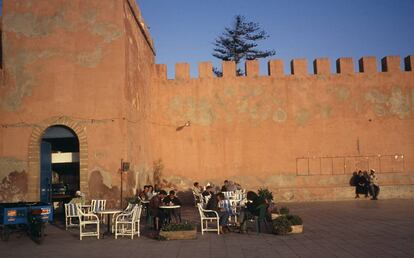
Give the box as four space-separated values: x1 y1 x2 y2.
0 202 53 244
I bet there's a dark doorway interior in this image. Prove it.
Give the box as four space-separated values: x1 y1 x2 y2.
40 126 80 206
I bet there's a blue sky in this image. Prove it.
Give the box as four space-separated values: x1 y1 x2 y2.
1 1 413 77
137 0 414 78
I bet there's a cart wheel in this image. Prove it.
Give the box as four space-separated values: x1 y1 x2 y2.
1 226 10 241
31 223 45 245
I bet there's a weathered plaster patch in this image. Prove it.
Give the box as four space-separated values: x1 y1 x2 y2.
237 99 249 113
223 85 235 97
272 108 287 123
412 88 414 112
389 87 411 119
88 170 120 207
3 8 72 37
320 106 332 119
295 109 311 126
90 23 122 43
198 99 215 126
0 171 28 202
365 89 388 104
327 84 350 101
2 50 57 111
75 47 103 68
336 87 350 101
0 157 27 180
89 166 112 187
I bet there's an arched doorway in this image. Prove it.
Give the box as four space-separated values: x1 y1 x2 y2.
40 125 80 203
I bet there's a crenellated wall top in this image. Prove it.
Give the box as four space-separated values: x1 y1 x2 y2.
155 55 414 80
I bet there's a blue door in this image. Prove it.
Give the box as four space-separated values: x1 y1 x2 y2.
40 141 52 203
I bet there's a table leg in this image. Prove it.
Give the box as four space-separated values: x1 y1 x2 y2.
107 214 111 234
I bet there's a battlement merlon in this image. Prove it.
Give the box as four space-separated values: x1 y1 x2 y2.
154 55 414 80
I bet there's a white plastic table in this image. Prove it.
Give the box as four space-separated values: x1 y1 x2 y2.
96 209 122 237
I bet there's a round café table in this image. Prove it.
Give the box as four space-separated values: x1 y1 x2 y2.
96 209 122 237
159 205 181 224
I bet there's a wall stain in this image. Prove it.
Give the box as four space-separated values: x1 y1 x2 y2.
327 84 350 101
2 49 57 111
3 8 72 37
273 108 287 123
0 157 27 180
295 109 311 126
320 106 332 119
75 47 103 68
90 23 122 43
389 87 411 119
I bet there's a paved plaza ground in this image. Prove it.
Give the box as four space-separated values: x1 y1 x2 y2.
0 199 413 258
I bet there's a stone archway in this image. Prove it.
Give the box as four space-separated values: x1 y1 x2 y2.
27 116 88 201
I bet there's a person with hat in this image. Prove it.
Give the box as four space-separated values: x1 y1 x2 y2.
69 190 85 205
369 169 380 200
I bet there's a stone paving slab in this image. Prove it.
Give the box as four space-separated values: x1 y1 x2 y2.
1 199 414 257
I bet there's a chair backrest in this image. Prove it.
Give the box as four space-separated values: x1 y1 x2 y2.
222 191 235 199
221 199 236 215
124 203 135 213
203 195 211 206
65 203 78 217
197 203 206 218
91 199 106 212
133 205 142 223
75 203 87 220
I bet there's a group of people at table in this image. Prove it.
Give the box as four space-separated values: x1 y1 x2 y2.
193 180 273 234
137 185 182 230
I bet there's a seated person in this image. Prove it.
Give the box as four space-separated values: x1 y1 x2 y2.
239 191 268 233
148 190 168 230
192 182 203 195
226 180 237 191
138 185 150 201
202 185 214 204
192 182 203 203
69 190 85 205
206 192 230 234
146 185 155 200
221 180 229 192
163 190 182 222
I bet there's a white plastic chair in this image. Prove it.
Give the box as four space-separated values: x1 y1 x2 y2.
114 204 142 239
192 190 202 206
197 203 220 235
64 203 79 230
91 199 106 222
202 195 211 208
221 199 239 224
76 204 100 240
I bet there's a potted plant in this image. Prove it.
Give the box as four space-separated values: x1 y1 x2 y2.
286 214 303 234
159 221 197 240
279 206 289 215
258 188 274 202
272 216 292 235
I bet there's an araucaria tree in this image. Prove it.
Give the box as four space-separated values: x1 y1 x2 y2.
212 15 275 76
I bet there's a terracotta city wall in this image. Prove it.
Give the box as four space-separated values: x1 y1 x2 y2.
0 0 155 205
150 56 414 201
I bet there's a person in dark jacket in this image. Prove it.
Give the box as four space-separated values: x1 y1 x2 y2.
355 171 367 198
149 190 167 230
162 190 182 222
206 192 229 233
239 191 268 233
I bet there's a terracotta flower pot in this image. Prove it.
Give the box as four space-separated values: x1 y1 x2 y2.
290 225 303 234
